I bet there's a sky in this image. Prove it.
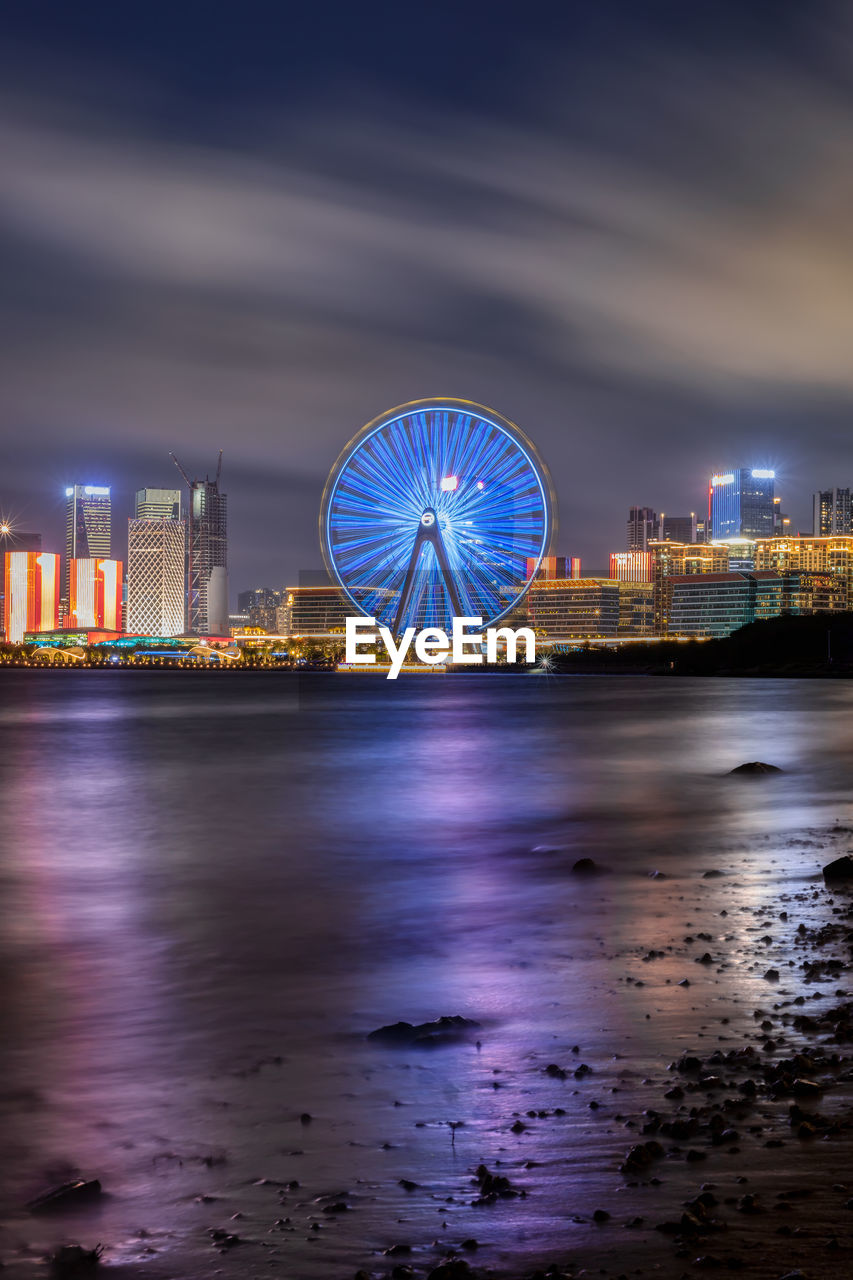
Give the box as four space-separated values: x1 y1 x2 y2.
2 0 853 595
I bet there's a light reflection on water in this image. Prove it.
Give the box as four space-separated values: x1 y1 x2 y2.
0 672 852 1276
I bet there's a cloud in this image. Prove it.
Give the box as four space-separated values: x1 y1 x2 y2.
2 21 853 578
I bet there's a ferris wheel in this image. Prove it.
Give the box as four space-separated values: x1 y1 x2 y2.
320 399 556 635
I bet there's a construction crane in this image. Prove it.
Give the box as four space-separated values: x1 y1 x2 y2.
170 452 192 488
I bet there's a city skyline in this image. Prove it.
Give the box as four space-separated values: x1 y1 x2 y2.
1 449 847 604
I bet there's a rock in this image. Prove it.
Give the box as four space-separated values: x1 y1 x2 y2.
399 1178 419 1191
593 1208 610 1222
28 1180 103 1214
571 857 599 874
728 762 783 775
471 1163 520 1204
544 1063 568 1079
823 855 853 886
427 1262 472 1280
209 1228 242 1249
367 1016 481 1047
620 1140 664 1176
427 1261 472 1280
791 1078 823 1098
50 1244 103 1276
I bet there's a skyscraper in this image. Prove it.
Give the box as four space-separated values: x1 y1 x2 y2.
127 518 186 635
171 453 228 635
135 488 182 520
3 552 59 643
658 513 696 543
813 488 852 536
68 559 123 630
627 507 657 552
709 469 775 541
65 485 111 600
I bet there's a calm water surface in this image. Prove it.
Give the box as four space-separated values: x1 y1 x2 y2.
0 672 851 1277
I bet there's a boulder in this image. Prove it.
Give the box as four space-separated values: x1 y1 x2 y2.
28 1180 102 1214
368 1015 480 1046
728 762 782 775
823 855 853 886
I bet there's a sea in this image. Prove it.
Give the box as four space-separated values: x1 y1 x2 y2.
0 670 851 1277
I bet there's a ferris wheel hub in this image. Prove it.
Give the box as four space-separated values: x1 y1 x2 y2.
420 509 436 528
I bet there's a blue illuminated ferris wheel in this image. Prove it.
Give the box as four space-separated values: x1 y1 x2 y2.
320 399 556 635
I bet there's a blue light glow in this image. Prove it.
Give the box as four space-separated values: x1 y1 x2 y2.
321 400 554 633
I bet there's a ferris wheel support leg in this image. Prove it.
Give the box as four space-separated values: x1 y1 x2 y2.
391 516 464 637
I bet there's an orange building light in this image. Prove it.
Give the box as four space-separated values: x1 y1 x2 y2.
3 552 60 642
69 559 123 630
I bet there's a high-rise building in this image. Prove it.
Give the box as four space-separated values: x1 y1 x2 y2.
610 551 653 582
127 519 186 636
3 552 60 643
627 507 657 552
135 488 182 520
813 488 852 536
171 454 228 635
658 513 696 544
68 559 123 630
65 485 111 599
709 469 775 541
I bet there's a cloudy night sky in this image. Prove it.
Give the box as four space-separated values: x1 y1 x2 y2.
2 0 853 593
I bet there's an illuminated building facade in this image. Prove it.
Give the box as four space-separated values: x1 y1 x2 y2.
68 559 123 630
3 551 60 642
610 551 652 582
668 570 843 638
65 485 111 599
237 588 283 631
283 585 349 636
616 582 655 636
135 488 182 520
527 579 620 639
709 468 775 541
127 519 186 636
753 536 853 608
649 540 730 634
627 506 657 552
813 488 852 536
526 556 581 581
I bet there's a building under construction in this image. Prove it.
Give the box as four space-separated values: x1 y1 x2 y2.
171 452 228 635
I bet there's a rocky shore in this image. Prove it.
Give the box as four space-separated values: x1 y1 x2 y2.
8 835 853 1280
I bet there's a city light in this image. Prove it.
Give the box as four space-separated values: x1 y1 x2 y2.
439 475 459 491
751 469 775 479
711 473 735 485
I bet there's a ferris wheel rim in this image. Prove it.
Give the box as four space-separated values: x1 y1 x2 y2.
319 397 557 628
